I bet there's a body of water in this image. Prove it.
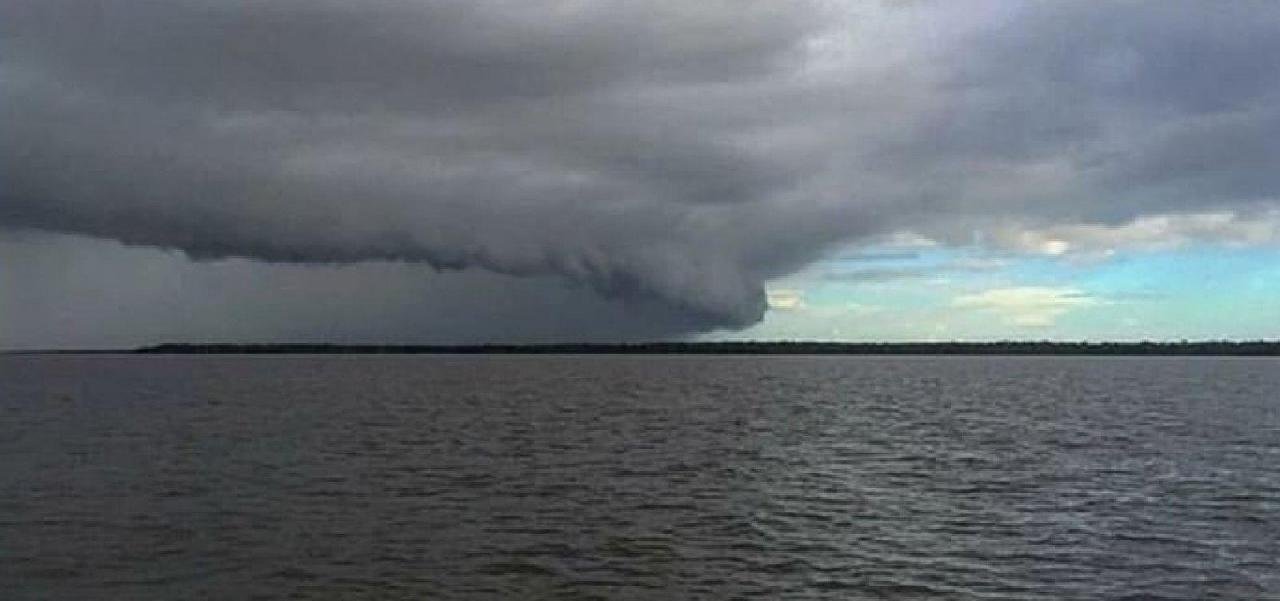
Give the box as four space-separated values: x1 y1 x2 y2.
1 355 1278 599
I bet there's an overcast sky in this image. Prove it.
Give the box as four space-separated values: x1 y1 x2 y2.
4 1 1280 348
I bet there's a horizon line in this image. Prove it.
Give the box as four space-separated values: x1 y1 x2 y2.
5 340 1280 356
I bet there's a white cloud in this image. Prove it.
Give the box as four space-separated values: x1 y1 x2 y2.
992 210 1280 260
953 286 1099 327
766 288 806 311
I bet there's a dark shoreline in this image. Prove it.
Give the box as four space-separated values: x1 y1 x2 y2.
6 342 1277 356
105 341 1280 356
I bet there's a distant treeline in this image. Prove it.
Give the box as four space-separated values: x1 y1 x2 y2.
136 341 1280 356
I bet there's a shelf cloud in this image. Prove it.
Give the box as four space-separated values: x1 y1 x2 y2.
4 1 1280 336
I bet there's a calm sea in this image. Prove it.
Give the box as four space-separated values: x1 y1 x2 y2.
2 355 1278 599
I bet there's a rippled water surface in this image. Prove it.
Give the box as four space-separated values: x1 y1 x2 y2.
2 355 1279 599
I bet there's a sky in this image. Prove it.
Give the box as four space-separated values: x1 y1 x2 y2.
3 1 1280 348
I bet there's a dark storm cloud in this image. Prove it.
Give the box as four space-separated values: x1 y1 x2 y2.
873 1 1280 232
3 1 814 109
3 1 1280 336
0 233 725 349
1 0 861 328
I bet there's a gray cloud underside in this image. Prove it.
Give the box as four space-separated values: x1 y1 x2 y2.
4 1 1280 332
0 232 721 348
